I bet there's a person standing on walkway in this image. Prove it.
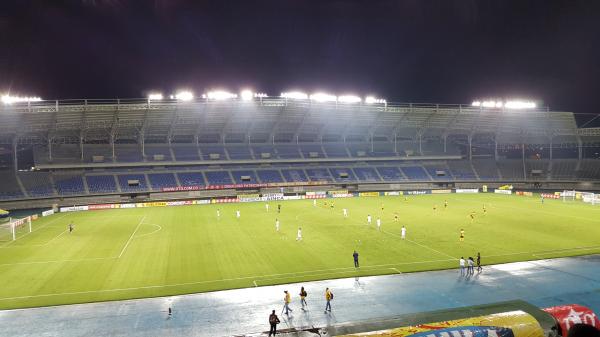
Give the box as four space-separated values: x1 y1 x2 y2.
459 257 466 276
282 290 292 315
324 288 333 313
353 250 359 268
299 286 307 309
467 257 474 275
477 252 482 272
269 310 280 336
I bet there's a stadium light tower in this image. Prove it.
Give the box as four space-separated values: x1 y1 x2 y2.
309 92 337 102
365 96 386 104
203 91 237 100
147 93 163 101
338 95 362 104
174 91 194 101
281 91 308 100
1 94 42 105
505 100 536 109
240 90 254 101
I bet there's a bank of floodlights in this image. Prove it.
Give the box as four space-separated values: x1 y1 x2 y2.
472 99 536 110
203 91 237 100
365 96 386 104
147 93 163 101
337 95 362 103
1 94 42 105
309 92 337 102
170 91 194 101
281 91 309 100
240 90 254 101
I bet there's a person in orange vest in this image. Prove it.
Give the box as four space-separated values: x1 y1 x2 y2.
324 288 333 313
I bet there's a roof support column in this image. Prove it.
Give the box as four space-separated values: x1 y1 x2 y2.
443 134 447 154
80 131 85 161
110 134 116 160
577 137 583 161
12 137 18 172
418 132 423 155
468 134 473 161
494 136 498 161
48 136 53 162
522 143 526 180
549 135 553 162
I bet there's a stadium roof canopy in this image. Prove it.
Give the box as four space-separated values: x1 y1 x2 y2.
0 97 591 145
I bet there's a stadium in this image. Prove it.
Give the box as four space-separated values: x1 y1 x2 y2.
1 93 600 336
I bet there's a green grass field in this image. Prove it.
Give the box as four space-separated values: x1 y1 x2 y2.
0 193 599 310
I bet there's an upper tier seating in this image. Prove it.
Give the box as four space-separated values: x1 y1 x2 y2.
54 174 86 195
148 173 178 190
117 174 149 192
0 174 25 200
205 171 233 185
280 169 309 182
19 172 55 197
86 175 118 193
230 170 258 183
177 172 205 186
353 167 381 182
401 166 430 180
256 170 285 183
376 167 406 181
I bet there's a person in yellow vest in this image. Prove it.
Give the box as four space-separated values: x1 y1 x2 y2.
282 290 292 315
324 288 333 313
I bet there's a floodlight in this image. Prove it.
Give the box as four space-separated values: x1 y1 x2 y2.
481 101 497 108
309 92 337 102
148 93 163 100
495 101 503 108
1 94 42 104
281 91 308 100
254 93 268 98
338 95 362 103
204 91 237 100
505 100 536 109
471 101 481 107
365 96 386 104
175 91 194 101
240 90 254 101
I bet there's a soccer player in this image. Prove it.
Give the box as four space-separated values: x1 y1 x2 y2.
343 208 348 218
353 251 359 268
394 212 399 222
541 195 544 204
469 212 475 223
376 217 381 231
278 204 281 213
275 218 280 232
68 222 74 233
401 225 406 240
324 200 328 207
482 205 487 215
313 199 317 207
217 209 221 219
330 201 334 210
266 203 270 212
433 204 437 212
296 227 302 241
367 214 372 225
236 210 241 219
444 200 448 209
459 228 465 242
381 203 384 212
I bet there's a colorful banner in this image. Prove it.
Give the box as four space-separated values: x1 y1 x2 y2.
406 190 430 195
339 310 543 337
88 204 117 210
359 192 380 197
237 194 261 202
193 199 211 205
262 193 284 201
211 198 240 204
495 189 513 195
42 209 55 217
543 304 600 334
431 189 452 194
498 185 514 190
541 193 560 199
516 191 533 197
60 205 89 212
385 191 403 196
306 191 327 199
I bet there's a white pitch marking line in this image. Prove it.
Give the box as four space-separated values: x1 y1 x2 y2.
0 257 115 267
118 216 146 259
253 280 258 287
38 229 69 246
0 214 68 247
390 267 402 274
135 224 162 238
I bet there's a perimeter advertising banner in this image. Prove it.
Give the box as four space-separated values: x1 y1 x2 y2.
359 192 381 197
495 189 513 195
338 310 544 337
431 189 452 194
456 188 479 194
542 304 600 335
161 181 328 192
515 191 533 197
541 193 560 199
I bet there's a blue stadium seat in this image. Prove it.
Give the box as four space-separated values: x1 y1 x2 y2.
205 171 233 185
230 170 258 183
353 167 381 182
86 175 118 193
177 172 205 186
54 175 85 195
117 174 149 192
256 170 284 183
147 173 178 190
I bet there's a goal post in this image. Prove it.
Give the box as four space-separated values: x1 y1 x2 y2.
0 216 33 241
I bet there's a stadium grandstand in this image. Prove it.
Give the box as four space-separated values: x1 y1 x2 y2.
0 96 599 208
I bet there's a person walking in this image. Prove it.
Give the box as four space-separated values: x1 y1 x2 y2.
282 290 292 315
269 310 280 336
324 288 333 313
299 286 308 309
459 257 466 276
477 252 482 272
353 250 359 268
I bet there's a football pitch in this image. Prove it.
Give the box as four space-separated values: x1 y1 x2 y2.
1 193 599 310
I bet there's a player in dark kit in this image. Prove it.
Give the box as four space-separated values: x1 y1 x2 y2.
68 223 74 233
353 251 359 268
277 204 281 213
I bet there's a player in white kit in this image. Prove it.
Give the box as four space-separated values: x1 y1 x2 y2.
376 217 381 231
313 199 317 207
367 214 372 225
266 203 270 212
275 218 280 232
217 209 221 219
401 225 406 239
343 208 348 218
236 210 240 219
296 227 302 241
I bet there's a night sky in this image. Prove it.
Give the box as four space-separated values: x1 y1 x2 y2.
1 0 600 119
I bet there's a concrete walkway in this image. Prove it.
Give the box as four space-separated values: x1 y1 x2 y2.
2 255 600 337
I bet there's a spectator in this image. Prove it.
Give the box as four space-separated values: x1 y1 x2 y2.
268 310 280 336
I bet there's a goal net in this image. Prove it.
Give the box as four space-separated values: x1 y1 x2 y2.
562 190 600 205
0 216 32 242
